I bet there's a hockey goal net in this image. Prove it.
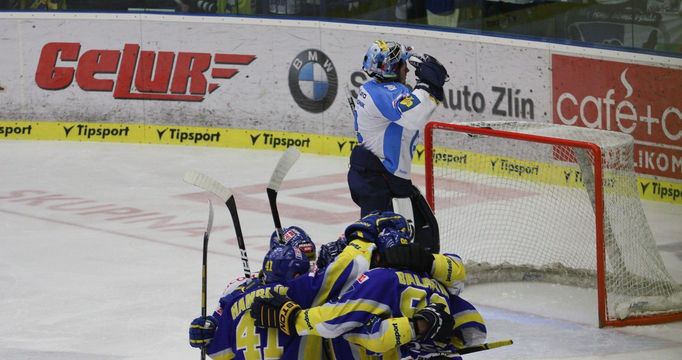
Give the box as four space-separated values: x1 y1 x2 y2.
424 121 682 327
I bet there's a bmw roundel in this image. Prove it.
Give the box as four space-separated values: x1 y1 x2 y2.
288 49 338 113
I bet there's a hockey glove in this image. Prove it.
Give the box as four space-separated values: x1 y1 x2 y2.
383 242 434 274
316 235 349 270
344 211 413 243
250 292 301 336
409 54 449 102
413 303 454 343
404 340 460 359
189 315 217 348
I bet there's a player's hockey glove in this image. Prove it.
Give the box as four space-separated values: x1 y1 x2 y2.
189 315 217 348
251 292 301 336
316 235 348 270
404 340 460 359
344 211 413 244
409 54 449 102
383 242 434 274
412 303 454 343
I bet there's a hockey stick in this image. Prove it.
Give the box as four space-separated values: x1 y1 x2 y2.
200 200 214 360
344 83 356 114
458 339 513 355
267 147 301 243
184 171 251 277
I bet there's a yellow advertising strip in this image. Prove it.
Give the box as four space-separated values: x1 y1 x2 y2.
1 120 680 205
638 178 682 204
0 120 354 154
430 145 682 205
432 146 584 189
0 121 146 143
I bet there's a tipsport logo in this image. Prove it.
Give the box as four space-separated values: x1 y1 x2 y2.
249 132 311 149
63 124 130 140
0 124 33 137
35 42 256 101
156 127 221 144
490 158 539 177
640 181 682 202
288 49 338 113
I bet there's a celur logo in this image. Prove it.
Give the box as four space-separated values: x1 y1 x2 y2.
556 68 681 142
35 42 256 102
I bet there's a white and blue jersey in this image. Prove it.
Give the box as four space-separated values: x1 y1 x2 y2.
354 79 438 180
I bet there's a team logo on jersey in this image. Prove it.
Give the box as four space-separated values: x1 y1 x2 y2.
397 94 420 112
288 49 338 113
283 228 299 242
357 274 369 284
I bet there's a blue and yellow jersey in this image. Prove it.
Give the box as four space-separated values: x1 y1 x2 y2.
207 279 292 360
205 239 472 359
205 239 376 360
293 267 487 359
431 253 466 296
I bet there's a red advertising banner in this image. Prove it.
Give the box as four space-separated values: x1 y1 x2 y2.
552 54 682 180
34 42 256 102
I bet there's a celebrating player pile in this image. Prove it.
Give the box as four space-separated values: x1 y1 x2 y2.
189 211 486 359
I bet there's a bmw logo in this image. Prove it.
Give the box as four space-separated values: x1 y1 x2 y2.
288 49 338 113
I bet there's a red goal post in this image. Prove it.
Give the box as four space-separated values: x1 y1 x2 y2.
424 121 682 327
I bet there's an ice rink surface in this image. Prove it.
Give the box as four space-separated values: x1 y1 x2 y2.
1 140 681 360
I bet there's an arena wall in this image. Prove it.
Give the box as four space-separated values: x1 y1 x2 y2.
0 12 680 203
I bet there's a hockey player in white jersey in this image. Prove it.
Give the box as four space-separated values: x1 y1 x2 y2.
348 40 449 217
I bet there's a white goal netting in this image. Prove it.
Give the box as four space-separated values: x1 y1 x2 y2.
427 121 682 326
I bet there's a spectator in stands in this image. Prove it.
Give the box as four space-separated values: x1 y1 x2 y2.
6 0 66 9
64 1 136 11
269 0 301 14
176 0 256 14
324 0 387 20
395 0 427 23
268 0 319 16
426 0 458 27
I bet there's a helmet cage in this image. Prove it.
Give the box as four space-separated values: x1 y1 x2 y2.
269 226 316 261
362 40 410 81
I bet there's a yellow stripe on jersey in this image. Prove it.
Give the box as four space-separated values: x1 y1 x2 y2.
298 336 324 360
378 347 400 360
453 310 485 328
450 310 486 349
295 299 392 337
431 254 466 287
210 348 236 360
343 317 413 353
312 240 375 307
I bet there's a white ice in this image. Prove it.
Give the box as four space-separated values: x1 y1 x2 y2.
1 140 680 359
